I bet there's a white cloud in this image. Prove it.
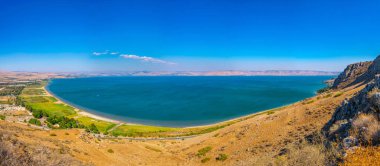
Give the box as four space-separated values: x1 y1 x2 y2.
92 50 110 56
120 54 176 65
93 50 176 65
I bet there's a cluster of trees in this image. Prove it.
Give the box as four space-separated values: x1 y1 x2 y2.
15 96 24 106
16 97 100 134
85 124 100 134
46 116 85 129
31 109 48 118
0 86 24 96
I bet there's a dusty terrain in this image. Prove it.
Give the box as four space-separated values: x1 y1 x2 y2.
0 83 362 165
0 71 68 83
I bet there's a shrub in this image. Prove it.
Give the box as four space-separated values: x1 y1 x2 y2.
201 157 210 163
197 146 212 157
28 118 41 126
32 110 43 118
216 154 228 161
351 114 380 145
145 146 162 152
306 100 315 104
50 133 57 136
0 115 5 120
86 124 100 134
47 116 83 129
267 111 275 115
107 149 114 153
282 132 340 166
317 87 330 94
333 92 343 98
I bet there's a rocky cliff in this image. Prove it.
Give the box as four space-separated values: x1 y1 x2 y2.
332 61 372 89
325 55 380 148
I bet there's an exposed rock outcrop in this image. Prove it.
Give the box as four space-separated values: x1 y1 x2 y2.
325 75 380 136
325 55 380 146
332 61 372 89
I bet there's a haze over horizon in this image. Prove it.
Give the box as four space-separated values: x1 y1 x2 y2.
1 0 380 72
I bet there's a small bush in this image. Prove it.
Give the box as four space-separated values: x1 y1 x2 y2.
266 111 275 115
50 133 57 136
0 115 5 120
28 118 41 126
317 87 330 94
107 149 114 153
282 132 340 166
306 100 315 104
351 114 380 145
333 92 343 98
324 93 332 98
201 157 210 163
216 154 228 161
85 123 100 134
145 146 161 152
197 146 212 157
32 110 43 118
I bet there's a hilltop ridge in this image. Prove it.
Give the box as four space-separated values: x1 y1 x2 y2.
332 55 380 89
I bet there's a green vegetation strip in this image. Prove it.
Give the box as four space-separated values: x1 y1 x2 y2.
197 146 212 157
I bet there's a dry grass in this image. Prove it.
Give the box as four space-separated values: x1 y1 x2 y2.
278 132 340 166
351 114 380 145
0 130 85 166
342 146 380 166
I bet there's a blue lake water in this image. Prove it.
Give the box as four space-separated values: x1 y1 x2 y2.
47 76 332 127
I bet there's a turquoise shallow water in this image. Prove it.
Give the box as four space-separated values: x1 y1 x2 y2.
47 76 331 127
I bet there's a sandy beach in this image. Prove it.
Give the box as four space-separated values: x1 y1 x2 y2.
43 85 123 124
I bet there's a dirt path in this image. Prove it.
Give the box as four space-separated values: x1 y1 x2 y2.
106 123 123 132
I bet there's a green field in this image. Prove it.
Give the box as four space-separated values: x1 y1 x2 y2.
22 88 46 95
76 116 116 133
20 96 76 117
110 124 177 137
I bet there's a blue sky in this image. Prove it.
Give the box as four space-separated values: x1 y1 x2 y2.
0 0 379 72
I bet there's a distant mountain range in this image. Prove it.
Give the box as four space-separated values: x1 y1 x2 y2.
67 70 339 77
0 70 339 83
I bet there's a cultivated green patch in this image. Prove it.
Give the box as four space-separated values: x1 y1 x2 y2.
111 124 176 137
76 116 116 133
19 96 76 117
22 88 46 95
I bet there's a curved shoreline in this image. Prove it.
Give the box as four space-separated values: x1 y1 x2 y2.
44 78 322 129
44 86 296 130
